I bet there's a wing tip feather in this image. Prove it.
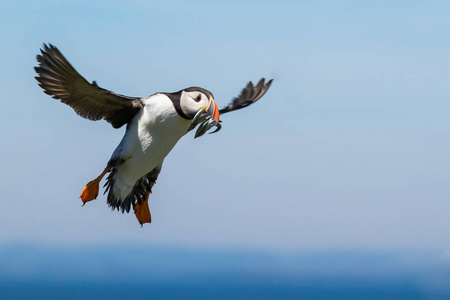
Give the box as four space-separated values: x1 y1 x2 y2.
219 77 273 114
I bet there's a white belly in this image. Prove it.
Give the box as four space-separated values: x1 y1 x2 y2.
109 94 191 200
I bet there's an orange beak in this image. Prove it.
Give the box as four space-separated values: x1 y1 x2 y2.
207 98 220 123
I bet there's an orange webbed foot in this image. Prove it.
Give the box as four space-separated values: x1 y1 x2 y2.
134 191 151 226
80 179 100 205
80 166 111 205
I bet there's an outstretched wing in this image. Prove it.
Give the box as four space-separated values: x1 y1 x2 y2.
219 78 273 114
34 43 143 129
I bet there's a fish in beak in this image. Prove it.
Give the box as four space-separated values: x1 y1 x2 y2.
187 97 221 138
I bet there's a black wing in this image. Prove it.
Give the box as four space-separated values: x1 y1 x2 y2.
35 43 143 129
219 78 273 114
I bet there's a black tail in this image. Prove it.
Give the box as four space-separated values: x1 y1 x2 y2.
103 163 163 213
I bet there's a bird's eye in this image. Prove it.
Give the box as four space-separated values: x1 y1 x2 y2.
195 94 202 102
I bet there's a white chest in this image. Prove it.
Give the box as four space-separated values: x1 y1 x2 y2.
112 94 190 183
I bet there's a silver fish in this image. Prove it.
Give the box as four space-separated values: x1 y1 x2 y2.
187 108 221 138
194 116 221 138
187 109 209 133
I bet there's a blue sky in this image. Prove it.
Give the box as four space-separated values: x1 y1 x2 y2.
1 0 450 255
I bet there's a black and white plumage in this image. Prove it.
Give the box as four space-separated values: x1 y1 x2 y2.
35 43 273 225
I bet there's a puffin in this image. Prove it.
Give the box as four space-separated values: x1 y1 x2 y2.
35 44 273 226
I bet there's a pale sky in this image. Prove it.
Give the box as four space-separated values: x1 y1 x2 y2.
1 0 450 253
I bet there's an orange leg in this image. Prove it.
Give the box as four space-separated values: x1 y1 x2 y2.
80 166 111 205
134 182 154 226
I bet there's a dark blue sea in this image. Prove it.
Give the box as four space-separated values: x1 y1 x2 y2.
0 282 426 300
0 245 448 299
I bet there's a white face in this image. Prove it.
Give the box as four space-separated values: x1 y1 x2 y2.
179 91 211 119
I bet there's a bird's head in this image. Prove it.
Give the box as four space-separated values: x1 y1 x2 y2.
181 87 221 138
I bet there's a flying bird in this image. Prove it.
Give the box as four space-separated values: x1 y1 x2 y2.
35 44 272 226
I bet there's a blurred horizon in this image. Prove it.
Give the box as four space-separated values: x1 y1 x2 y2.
1 244 450 299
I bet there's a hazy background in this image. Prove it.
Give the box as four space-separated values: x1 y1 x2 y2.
1 0 450 298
